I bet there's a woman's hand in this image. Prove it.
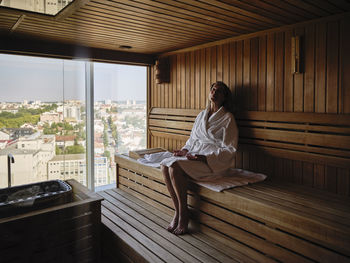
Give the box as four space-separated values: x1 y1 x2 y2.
186 154 207 163
173 149 188 156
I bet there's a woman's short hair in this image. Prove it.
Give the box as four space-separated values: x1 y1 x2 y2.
209 81 234 113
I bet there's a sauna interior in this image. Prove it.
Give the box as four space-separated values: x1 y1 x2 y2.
0 1 349 262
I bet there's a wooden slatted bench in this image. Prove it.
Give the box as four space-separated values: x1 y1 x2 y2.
98 187 257 263
101 108 350 263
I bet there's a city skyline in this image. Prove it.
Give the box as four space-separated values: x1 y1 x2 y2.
0 54 147 102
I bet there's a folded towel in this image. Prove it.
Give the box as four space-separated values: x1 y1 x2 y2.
193 168 267 192
137 151 173 167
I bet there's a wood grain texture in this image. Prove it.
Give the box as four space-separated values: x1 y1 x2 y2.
113 155 350 262
150 15 350 195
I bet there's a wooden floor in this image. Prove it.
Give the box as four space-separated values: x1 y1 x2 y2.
98 188 258 263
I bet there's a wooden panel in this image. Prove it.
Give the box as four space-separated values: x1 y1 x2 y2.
150 15 350 195
258 35 267 111
266 33 275 112
250 38 258 111
275 32 284 111
341 15 350 114
326 21 339 113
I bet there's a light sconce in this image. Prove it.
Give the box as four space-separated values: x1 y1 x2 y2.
291 36 302 74
155 57 170 84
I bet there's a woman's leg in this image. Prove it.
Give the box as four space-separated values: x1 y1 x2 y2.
169 162 188 235
161 165 179 232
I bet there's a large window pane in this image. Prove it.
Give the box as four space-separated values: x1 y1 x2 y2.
0 54 147 191
0 54 87 188
93 63 147 189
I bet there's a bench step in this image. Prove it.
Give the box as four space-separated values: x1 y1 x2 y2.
98 188 263 263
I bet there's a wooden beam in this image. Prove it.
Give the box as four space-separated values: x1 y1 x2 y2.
0 33 155 65
10 14 25 33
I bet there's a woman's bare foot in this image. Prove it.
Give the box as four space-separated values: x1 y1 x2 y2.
172 215 188 235
167 213 178 232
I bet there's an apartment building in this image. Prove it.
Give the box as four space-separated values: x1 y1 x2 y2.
47 154 108 187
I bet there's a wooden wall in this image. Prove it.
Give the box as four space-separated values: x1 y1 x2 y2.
149 14 350 196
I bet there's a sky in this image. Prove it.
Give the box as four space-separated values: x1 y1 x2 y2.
0 53 147 102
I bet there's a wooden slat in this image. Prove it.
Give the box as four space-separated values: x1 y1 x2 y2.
275 31 284 111
100 194 193 263
190 196 342 262
266 32 275 112
326 20 339 114
304 23 315 112
101 213 164 263
150 129 190 142
100 189 232 263
237 120 350 134
239 127 350 149
150 114 196 122
106 188 253 263
149 118 193 130
258 35 267 111
119 168 169 195
239 143 350 169
235 111 350 125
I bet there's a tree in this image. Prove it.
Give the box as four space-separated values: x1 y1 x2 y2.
103 150 110 158
103 131 109 147
55 145 63 155
65 145 85 154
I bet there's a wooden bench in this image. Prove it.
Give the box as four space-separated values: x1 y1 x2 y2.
112 154 350 263
101 107 350 262
99 186 257 263
149 107 350 191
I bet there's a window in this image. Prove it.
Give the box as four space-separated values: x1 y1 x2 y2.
0 54 147 191
0 0 74 15
93 62 147 189
0 54 86 188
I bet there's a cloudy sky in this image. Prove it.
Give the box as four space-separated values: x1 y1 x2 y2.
0 53 147 102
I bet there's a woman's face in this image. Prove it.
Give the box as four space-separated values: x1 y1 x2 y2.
209 84 225 106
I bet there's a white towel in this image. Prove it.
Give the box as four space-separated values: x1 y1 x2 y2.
137 151 173 167
194 168 267 192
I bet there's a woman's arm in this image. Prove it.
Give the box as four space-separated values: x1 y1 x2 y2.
181 111 204 152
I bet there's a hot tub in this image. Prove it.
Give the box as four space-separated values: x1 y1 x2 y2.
0 179 72 218
0 179 103 262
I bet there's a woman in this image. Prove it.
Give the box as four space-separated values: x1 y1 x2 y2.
160 81 238 235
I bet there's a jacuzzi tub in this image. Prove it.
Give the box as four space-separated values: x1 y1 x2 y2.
0 179 103 262
0 179 72 218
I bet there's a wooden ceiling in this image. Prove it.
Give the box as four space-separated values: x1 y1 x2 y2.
0 0 350 55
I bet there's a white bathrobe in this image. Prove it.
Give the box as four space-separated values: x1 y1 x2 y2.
160 106 238 180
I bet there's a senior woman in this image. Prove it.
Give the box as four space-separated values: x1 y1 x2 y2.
160 81 238 235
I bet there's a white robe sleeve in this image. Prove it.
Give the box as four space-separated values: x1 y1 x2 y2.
206 115 238 174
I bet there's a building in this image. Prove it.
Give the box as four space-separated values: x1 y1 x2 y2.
55 135 76 149
0 148 38 188
0 130 10 140
0 0 73 15
47 154 86 185
64 106 81 122
47 155 108 187
40 111 63 124
4 128 33 140
0 133 55 187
